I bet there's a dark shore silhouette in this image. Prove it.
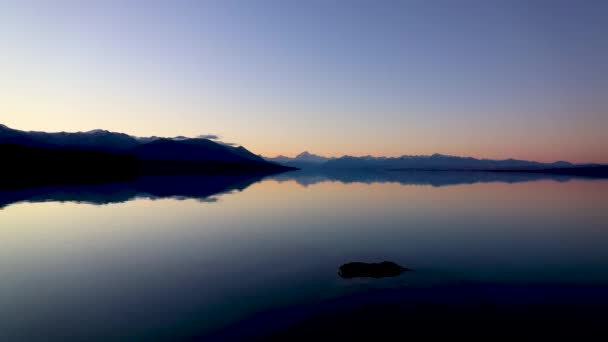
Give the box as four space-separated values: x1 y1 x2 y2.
0 143 291 190
487 165 608 177
0 124 293 190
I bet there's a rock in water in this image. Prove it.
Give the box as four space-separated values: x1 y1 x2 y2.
338 261 409 279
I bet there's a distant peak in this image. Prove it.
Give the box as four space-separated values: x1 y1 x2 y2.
553 160 573 166
86 129 111 134
291 151 330 163
296 151 327 158
297 151 314 157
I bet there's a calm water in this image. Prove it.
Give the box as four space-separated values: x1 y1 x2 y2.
1 171 608 341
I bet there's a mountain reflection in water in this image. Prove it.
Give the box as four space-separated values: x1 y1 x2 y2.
1 169 605 210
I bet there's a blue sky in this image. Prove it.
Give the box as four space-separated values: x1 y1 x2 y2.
1 0 606 162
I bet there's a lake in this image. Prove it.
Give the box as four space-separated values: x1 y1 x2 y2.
2 170 608 340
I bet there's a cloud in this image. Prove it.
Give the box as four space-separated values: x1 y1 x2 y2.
195 134 239 147
198 134 221 140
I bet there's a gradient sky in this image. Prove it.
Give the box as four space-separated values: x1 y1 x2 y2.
1 0 606 162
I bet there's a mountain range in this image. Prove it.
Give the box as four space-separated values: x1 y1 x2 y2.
2 123 606 190
267 151 604 172
0 123 266 162
0 124 290 189
267 151 330 168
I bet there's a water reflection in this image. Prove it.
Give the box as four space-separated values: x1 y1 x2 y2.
0 174 266 209
269 169 594 187
1 169 604 209
1 172 607 341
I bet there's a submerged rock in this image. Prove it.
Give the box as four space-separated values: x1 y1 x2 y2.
338 261 409 279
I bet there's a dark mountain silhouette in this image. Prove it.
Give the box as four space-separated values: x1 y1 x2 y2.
0 124 141 151
323 153 581 170
131 138 264 163
226 145 267 162
0 124 268 160
267 151 607 176
0 124 292 190
0 143 140 189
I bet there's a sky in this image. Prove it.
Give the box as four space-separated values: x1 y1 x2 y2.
0 0 606 162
